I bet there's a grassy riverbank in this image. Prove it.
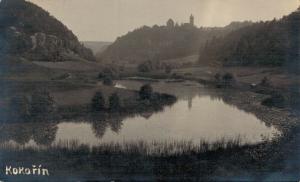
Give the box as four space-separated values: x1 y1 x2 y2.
1 60 300 180
0 137 277 181
1 81 299 180
0 128 296 181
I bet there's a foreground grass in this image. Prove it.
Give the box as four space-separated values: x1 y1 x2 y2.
0 137 245 156
0 135 287 181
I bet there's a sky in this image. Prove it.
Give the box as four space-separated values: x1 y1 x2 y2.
28 0 299 42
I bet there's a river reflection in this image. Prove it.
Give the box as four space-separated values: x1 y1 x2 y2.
0 81 279 147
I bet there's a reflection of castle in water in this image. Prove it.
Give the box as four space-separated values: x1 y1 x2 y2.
0 86 274 147
188 95 193 110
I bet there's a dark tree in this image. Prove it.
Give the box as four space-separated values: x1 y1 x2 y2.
30 90 55 117
138 62 151 72
103 67 118 78
139 84 153 100
222 73 235 87
223 73 233 80
103 76 113 86
214 73 221 81
99 66 119 80
92 121 108 139
91 92 105 111
262 93 285 108
198 10 300 68
9 95 31 121
98 72 104 79
11 124 32 145
109 117 123 133
33 123 58 146
109 93 121 111
165 65 172 74
260 76 271 87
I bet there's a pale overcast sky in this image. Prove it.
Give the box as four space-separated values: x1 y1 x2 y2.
28 0 299 41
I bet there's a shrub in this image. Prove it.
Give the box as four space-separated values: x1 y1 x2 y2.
30 90 56 117
109 93 121 111
98 72 105 79
91 92 105 111
261 93 285 108
165 65 172 74
214 73 221 81
222 73 235 87
138 63 151 72
9 95 31 121
103 67 116 77
260 76 271 87
98 67 118 80
139 84 153 100
103 76 113 86
171 73 184 79
223 73 234 81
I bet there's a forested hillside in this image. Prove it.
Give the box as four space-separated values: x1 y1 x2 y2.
199 8 300 70
0 0 95 62
99 21 252 64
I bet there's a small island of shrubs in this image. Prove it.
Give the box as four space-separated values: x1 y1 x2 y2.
90 84 176 114
5 83 176 123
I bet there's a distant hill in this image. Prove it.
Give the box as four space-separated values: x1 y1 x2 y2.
0 0 95 62
82 41 112 55
199 8 300 70
99 21 252 64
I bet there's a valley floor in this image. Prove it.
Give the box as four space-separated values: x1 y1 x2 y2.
0 85 300 181
1 58 300 181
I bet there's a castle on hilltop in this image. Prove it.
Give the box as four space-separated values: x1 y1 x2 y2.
190 14 194 26
166 14 195 28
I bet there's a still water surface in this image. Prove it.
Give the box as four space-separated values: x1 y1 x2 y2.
54 80 278 146
5 80 279 147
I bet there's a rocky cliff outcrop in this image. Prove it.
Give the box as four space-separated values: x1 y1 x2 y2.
0 0 95 62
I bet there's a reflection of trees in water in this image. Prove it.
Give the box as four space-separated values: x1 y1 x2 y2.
207 90 276 128
32 123 58 146
0 122 58 146
90 114 123 139
89 114 108 139
1 94 176 144
140 112 153 119
109 117 123 133
9 124 32 145
173 85 273 128
178 89 222 109
89 107 169 139
92 121 108 139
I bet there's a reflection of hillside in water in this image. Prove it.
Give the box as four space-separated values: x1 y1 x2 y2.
0 81 278 147
0 122 58 146
116 80 277 128
0 106 168 146
180 88 276 129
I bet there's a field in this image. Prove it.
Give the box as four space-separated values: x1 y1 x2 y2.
129 65 300 90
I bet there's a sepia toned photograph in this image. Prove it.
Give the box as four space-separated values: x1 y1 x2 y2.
0 0 299 181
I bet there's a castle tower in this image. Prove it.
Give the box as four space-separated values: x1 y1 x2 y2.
190 14 194 26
